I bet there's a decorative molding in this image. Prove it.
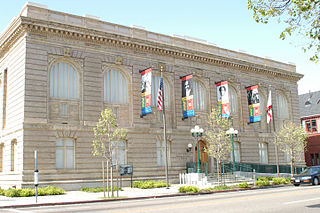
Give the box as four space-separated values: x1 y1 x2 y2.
56 128 77 139
0 17 303 82
63 47 71 56
115 56 123 65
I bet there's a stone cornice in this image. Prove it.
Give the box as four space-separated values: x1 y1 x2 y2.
0 16 303 82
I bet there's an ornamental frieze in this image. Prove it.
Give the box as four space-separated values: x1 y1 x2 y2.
0 19 303 82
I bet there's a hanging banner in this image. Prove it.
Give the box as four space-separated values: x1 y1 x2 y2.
140 67 152 117
216 81 230 118
181 74 194 119
246 85 261 123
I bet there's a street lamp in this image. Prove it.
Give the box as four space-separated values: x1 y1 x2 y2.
226 128 238 173
191 125 204 173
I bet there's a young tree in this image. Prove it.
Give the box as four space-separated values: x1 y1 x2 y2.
274 121 306 176
92 108 127 197
248 0 320 61
204 107 232 185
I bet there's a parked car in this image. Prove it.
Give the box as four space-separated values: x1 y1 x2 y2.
290 166 320 186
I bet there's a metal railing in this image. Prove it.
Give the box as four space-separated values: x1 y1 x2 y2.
224 162 305 174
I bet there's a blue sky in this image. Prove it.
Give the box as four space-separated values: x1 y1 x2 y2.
1 0 319 95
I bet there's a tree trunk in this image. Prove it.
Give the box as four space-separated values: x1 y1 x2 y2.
102 160 105 198
107 160 109 198
290 150 294 177
111 164 114 197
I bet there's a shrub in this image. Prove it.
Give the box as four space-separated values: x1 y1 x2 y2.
179 186 200 193
256 180 270 187
80 186 121 193
200 187 214 193
0 188 5 196
132 181 143 188
213 185 232 191
2 186 65 197
238 182 249 188
257 176 273 181
132 180 170 189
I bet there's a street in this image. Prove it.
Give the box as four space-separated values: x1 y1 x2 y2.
3 185 320 213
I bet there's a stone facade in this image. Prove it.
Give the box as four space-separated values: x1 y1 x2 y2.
0 3 304 189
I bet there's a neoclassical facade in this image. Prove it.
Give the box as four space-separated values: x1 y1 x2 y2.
0 3 303 189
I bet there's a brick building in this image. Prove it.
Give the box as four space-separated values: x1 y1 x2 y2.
0 3 303 189
300 91 320 166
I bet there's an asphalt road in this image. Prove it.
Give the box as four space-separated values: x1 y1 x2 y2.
3 185 320 213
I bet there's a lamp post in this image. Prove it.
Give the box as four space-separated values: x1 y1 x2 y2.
191 125 204 173
226 128 238 173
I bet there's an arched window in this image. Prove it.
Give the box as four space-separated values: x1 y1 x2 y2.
276 93 289 119
104 70 128 103
50 62 78 99
151 76 170 108
56 138 75 169
193 80 206 110
229 86 238 115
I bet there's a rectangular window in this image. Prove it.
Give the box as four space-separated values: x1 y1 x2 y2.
11 140 17 171
231 142 240 162
61 103 67 116
0 143 3 172
259 143 268 164
111 141 126 166
157 141 170 167
284 145 291 164
56 138 74 169
316 154 319 165
306 120 311 132
2 69 7 129
312 120 317 132
311 154 315 166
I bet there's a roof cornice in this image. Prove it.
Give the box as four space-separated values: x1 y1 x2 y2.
0 16 303 82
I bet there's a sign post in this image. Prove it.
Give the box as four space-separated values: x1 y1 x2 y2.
34 150 39 203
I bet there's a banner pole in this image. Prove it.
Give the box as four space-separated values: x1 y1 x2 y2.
160 65 169 189
270 87 280 177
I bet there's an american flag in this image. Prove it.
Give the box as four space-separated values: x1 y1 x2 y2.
157 78 163 111
267 90 272 124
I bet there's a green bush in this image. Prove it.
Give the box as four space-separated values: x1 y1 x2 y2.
178 186 200 193
238 182 249 188
2 186 65 197
200 187 214 193
80 186 121 193
256 180 270 187
257 176 273 181
213 185 232 191
0 188 5 196
132 180 170 189
272 177 288 185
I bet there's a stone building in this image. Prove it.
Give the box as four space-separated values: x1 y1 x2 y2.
0 3 303 189
299 91 320 166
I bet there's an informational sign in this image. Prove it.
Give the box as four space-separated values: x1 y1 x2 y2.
181 74 194 119
140 67 152 117
120 165 133 176
216 81 230 118
246 85 261 123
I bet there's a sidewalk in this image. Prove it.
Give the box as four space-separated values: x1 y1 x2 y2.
0 185 182 208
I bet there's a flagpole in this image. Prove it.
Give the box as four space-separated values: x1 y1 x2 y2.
160 65 169 189
269 87 279 177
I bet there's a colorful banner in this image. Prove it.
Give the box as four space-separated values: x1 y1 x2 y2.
181 74 194 119
216 81 230 118
246 85 261 123
140 67 152 116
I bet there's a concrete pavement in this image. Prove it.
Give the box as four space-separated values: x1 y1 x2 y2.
0 185 182 208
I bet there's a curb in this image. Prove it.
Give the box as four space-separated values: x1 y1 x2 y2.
0 184 290 209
